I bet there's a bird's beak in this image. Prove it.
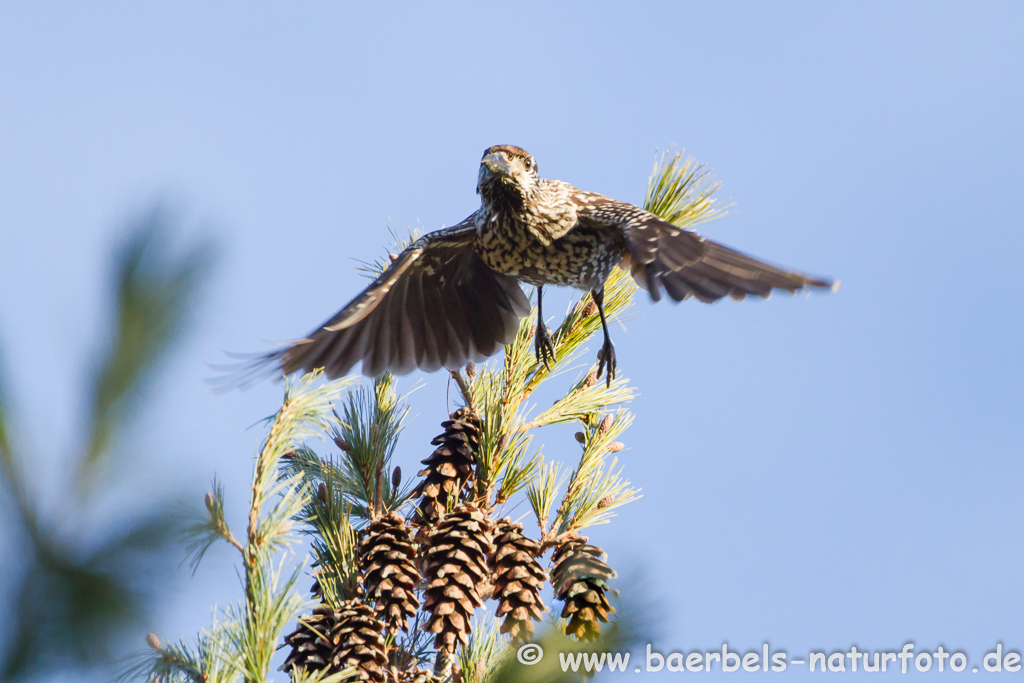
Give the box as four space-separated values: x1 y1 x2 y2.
481 152 511 177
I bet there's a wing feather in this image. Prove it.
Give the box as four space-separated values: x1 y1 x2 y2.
234 215 528 381
390 276 417 374
471 270 518 353
420 277 454 369
441 278 472 362
575 193 835 303
365 283 394 377
411 268 441 371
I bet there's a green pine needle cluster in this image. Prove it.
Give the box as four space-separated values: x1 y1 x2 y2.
125 370 355 683
0 208 215 682
455 615 509 683
644 148 732 230
184 476 243 572
329 374 411 518
298 472 362 608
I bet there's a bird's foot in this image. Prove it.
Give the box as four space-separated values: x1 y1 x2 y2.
596 338 617 387
535 324 557 370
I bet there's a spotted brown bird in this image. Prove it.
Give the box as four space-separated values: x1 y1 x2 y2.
250 145 836 385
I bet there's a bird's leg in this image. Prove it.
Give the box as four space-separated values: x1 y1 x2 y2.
534 285 556 370
592 286 617 387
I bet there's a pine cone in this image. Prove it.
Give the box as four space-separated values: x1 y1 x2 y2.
550 537 616 642
421 503 493 652
282 604 336 675
490 519 547 642
412 408 480 523
360 512 421 635
282 601 388 681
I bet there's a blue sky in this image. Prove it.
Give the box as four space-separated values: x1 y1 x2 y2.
1 2 1022 680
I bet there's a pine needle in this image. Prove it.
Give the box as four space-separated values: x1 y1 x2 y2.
644 148 732 228
117 615 240 683
553 411 641 534
182 476 244 573
303 475 362 607
457 614 511 683
354 221 421 279
527 461 567 533
329 373 411 518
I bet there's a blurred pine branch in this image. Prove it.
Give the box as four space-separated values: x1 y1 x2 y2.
81 208 215 492
0 205 215 681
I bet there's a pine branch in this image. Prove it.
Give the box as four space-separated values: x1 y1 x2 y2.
128 372 352 683
552 412 640 535
457 615 510 683
330 373 410 519
449 369 477 415
246 371 353 599
286 666 355 683
527 461 567 535
183 477 244 573
255 472 308 556
128 145 732 683
118 636 207 683
117 621 240 683
561 456 640 533
466 264 641 511
522 367 635 431
353 221 420 280
644 148 731 228
235 371 352 682
301 474 362 607
494 446 541 506
227 559 308 683
523 268 637 398
79 211 215 493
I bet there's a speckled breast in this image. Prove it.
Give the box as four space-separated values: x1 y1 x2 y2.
474 216 624 290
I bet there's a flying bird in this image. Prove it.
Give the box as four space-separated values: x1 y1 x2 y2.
246 145 836 385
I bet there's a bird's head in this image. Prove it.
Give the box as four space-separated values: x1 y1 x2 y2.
476 145 540 204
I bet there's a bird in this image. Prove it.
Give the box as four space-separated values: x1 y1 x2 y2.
243 145 837 386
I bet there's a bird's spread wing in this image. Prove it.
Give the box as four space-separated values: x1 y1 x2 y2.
239 216 529 381
574 193 836 303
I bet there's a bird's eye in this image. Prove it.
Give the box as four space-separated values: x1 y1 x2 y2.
524 158 533 170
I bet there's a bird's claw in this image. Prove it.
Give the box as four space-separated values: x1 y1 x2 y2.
596 339 617 387
535 324 557 371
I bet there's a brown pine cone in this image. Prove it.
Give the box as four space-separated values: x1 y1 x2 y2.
282 604 337 675
550 536 616 642
421 503 493 653
360 512 421 635
490 519 547 642
282 601 388 681
412 408 480 523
